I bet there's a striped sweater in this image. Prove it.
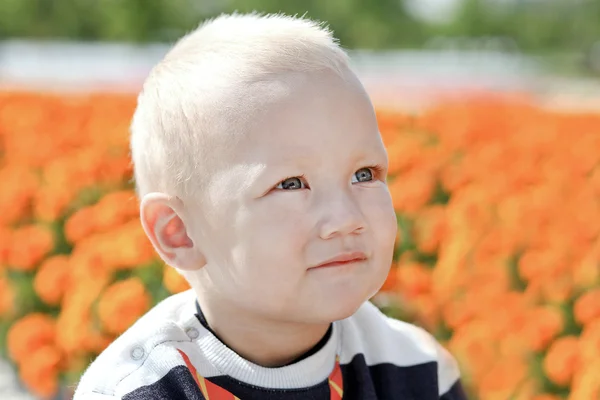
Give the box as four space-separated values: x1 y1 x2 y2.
74 290 467 399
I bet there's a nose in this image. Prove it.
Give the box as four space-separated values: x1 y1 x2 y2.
318 192 367 240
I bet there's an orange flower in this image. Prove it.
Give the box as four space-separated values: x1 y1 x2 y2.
6 225 54 271
19 345 62 399
579 319 600 368
68 244 112 285
92 190 139 232
411 293 439 330
569 360 600 400
574 288 600 327
110 220 156 268
0 275 15 317
71 148 105 186
64 206 97 244
93 220 156 270
33 184 76 221
442 296 478 331
448 320 497 383
591 166 600 198
543 335 580 387
65 190 139 245
0 165 38 225
34 255 71 306
56 290 98 355
98 154 133 183
163 266 191 294
477 356 528 400
42 156 82 188
471 228 516 267
0 227 10 264
396 262 432 299
572 239 600 290
97 278 151 335
530 395 563 400
7 313 56 365
518 249 556 283
388 169 436 214
384 134 425 175
412 205 446 254
522 306 564 352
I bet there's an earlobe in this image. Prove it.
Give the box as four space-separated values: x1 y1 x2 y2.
140 193 206 271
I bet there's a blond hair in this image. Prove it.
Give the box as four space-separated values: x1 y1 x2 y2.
130 12 350 201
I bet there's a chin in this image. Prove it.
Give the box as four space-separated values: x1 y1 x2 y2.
310 290 371 323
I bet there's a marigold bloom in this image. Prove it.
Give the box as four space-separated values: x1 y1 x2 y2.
569 360 600 400
64 207 97 244
578 319 600 367
7 313 56 365
412 205 446 254
574 289 600 327
0 165 38 225
388 169 436 213
396 262 432 299
97 278 151 335
33 184 75 221
34 255 71 306
477 356 528 400
19 345 62 399
522 306 564 352
0 275 15 317
6 225 54 271
543 335 580 387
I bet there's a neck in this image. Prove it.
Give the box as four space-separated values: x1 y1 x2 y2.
196 296 331 367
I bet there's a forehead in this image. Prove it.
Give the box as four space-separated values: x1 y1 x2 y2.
233 70 383 164
192 70 384 208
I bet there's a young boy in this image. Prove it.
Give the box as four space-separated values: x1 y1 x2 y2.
74 13 467 400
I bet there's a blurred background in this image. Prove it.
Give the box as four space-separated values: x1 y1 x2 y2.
0 1 599 399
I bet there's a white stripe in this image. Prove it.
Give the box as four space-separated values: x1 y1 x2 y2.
338 301 461 395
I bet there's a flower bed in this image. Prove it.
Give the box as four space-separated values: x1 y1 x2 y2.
0 91 598 399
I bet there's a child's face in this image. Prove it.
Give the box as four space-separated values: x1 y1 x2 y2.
190 70 397 324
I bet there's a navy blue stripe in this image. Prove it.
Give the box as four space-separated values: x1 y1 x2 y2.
341 353 439 400
122 365 206 400
209 375 330 399
121 355 468 400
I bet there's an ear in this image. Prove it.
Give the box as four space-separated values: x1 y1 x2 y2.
140 193 206 271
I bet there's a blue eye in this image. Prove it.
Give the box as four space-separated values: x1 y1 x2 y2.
352 168 373 183
276 177 306 190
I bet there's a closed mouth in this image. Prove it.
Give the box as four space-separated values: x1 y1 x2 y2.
311 252 367 269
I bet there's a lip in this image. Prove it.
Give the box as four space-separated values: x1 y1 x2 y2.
310 251 367 269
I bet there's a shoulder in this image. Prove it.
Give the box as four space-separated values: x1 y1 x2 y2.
73 290 200 399
338 301 463 397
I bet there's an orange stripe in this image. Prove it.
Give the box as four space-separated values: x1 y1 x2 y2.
329 379 343 399
177 349 236 399
203 378 238 400
177 349 201 388
180 348 343 400
198 376 210 399
329 357 344 400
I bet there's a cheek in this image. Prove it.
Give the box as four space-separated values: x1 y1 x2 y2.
362 187 397 243
233 199 310 273
226 201 311 310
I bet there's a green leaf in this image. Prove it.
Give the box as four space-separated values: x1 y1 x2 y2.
507 252 527 292
428 181 451 206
